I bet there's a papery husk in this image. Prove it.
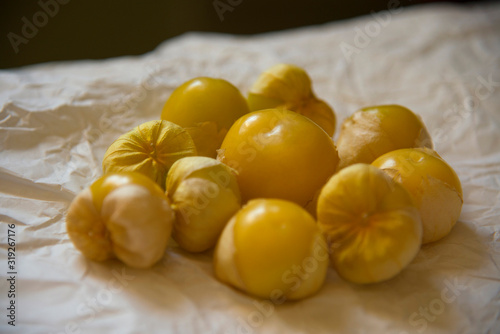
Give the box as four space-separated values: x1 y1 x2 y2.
185 121 228 158
317 164 422 284
66 188 115 262
102 120 197 189
248 64 336 137
166 156 241 253
101 184 174 268
336 105 433 170
66 173 175 268
375 148 463 244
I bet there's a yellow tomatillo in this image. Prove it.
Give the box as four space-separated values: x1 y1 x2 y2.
165 156 241 253
336 105 433 169
102 120 197 189
161 77 250 157
214 198 329 300
66 172 174 268
248 63 336 137
317 164 422 284
217 108 339 207
372 148 463 244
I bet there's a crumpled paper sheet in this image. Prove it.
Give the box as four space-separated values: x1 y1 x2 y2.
1 2 500 334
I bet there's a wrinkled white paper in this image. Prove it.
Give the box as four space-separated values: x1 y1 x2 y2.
1 2 500 334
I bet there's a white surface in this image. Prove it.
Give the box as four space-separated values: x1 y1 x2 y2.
1 2 500 334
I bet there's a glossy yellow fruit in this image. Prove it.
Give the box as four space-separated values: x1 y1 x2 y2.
102 120 197 189
217 109 339 207
248 64 336 137
372 148 463 244
161 77 250 157
214 199 329 300
317 164 422 284
66 172 174 268
336 105 433 169
166 156 241 253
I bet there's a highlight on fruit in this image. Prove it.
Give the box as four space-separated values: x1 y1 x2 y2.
214 198 329 300
161 77 250 158
217 108 339 207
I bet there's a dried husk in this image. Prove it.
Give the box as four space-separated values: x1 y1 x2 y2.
102 120 197 189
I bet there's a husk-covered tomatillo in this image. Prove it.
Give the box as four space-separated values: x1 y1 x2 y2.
166 156 241 253
214 199 329 300
317 164 422 284
247 64 336 137
102 120 197 189
161 77 250 158
372 148 463 244
66 172 174 268
336 105 433 170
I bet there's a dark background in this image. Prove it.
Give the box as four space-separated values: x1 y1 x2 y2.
0 0 486 69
